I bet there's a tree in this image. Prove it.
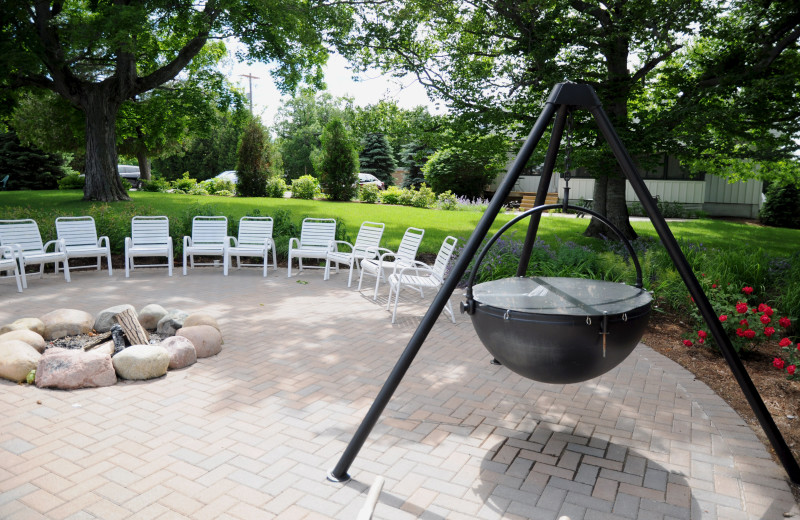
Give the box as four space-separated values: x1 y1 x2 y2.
1 0 349 201
359 133 397 186
317 118 359 201
0 131 66 190
422 146 500 197
342 0 800 239
400 141 430 188
236 119 269 197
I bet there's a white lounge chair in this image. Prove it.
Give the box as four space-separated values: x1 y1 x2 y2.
324 221 385 287
0 245 23 292
0 219 70 288
387 236 458 324
182 216 229 275
224 216 277 277
358 226 425 300
125 216 173 277
55 216 113 276
287 218 337 277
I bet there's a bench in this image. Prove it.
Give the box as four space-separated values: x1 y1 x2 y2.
519 192 559 210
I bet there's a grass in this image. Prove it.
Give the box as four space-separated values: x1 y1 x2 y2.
2 190 799 256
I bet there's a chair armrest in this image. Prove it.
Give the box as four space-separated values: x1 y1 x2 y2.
331 240 354 253
366 246 392 257
43 239 65 253
226 236 237 247
288 237 300 250
396 261 432 277
125 237 131 251
98 236 110 249
183 236 192 248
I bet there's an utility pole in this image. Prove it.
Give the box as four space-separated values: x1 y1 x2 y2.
239 73 259 115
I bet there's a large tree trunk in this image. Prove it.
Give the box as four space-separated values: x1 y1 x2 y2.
82 90 130 201
583 174 636 240
136 150 152 181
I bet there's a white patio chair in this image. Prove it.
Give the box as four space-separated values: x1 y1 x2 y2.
358 226 425 300
324 221 385 287
182 216 229 275
387 236 458 324
0 219 70 288
287 218 337 277
0 245 23 292
124 216 173 277
55 216 113 276
224 216 277 277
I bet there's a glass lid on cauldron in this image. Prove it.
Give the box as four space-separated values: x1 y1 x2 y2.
471 276 652 316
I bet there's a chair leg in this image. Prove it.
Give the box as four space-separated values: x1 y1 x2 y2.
106 251 113 276
62 260 70 282
271 249 277 273
14 265 22 293
372 271 382 301
262 253 267 277
183 250 188 275
445 299 455 323
96 256 101 271
38 263 44 279
347 260 355 288
167 255 173 277
324 258 331 281
19 260 27 289
125 251 130 278
287 253 293 277
223 254 229 276
391 282 402 324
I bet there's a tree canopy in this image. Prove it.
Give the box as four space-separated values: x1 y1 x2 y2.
1 0 351 201
341 0 800 238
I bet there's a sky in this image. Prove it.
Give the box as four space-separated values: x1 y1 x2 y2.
222 51 444 125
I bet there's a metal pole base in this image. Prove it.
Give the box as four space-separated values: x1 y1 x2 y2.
490 358 502 365
327 469 351 483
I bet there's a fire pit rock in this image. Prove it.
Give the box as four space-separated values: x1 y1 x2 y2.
36 347 116 389
0 329 46 353
0 340 41 382
41 309 94 340
0 317 46 336
94 304 137 333
160 336 197 369
157 310 189 336
112 344 170 380
183 313 220 331
138 304 168 330
176 325 222 358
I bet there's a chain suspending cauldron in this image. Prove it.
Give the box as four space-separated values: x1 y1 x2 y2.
462 204 652 384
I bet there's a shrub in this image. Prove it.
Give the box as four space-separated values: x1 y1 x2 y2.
411 184 436 208
0 131 66 190
359 184 380 203
398 186 415 206
265 177 288 198
380 186 404 205
291 175 320 200
201 177 235 195
236 118 270 197
214 189 235 197
422 147 499 198
760 182 800 229
436 190 458 210
58 173 85 190
172 172 197 192
187 184 209 196
318 118 359 201
140 177 171 192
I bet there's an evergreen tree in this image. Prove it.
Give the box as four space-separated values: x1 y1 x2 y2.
359 132 397 186
235 119 269 197
400 141 430 188
0 132 66 190
318 119 359 201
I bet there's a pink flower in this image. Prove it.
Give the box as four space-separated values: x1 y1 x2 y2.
764 327 775 337
698 330 707 339
779 338 792 347
788 365 796 376
764 306 774 316
744 329 756 339
742 286 754 294
740 319 749 326
682 339 693 347
712 283 717 289
758 303 767 312
719 315 728 322
736 302 748 313
779 317 791 328
698 338 705 345
773 358 785 369
760 314 771 325
736 328 745 337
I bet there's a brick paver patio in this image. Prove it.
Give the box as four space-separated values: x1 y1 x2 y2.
1 267 798 519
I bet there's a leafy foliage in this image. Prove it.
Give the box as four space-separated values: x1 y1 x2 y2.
58 174 85 190
318 119 359 201
359 132 396 186
422 147 498 197
236 119 269 197
291 175 321 200
760 182 800 229
0 132 66 190
400 141 430 188
359 184 380 203
266 178 289 198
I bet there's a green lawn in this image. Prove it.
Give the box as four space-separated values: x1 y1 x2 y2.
1 190 799 257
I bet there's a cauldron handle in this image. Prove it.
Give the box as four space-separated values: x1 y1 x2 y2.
463 204 644 312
